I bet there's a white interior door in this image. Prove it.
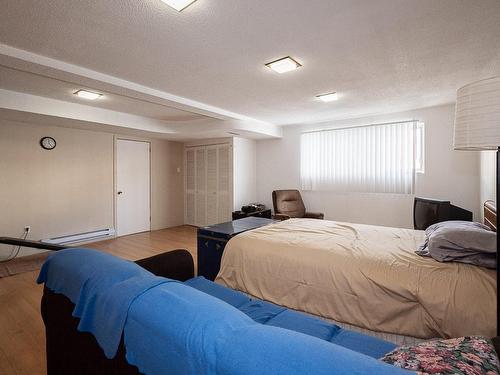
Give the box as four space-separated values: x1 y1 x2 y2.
116 139 151 236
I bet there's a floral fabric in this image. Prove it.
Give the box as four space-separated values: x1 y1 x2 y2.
381 336 499 375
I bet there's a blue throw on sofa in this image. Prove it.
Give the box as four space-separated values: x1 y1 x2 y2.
38 248 413 375
184 276 397 359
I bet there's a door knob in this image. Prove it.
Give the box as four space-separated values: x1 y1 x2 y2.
117 191 123 195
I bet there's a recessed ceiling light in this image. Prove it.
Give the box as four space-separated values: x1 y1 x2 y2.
316 92 338 102
265 56 302 74
74 90 103 100
160 0 198 11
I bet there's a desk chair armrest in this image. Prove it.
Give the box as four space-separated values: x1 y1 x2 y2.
304 212 324 219
273 214 291 221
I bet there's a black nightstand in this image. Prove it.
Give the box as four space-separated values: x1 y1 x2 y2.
197 217 276 281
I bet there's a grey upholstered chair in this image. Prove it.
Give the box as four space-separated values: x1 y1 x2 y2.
272 190 324 220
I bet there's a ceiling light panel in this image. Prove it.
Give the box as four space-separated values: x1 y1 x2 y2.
74 90 103 100
265 56 302 74
316 92 338 102
160 0 198 11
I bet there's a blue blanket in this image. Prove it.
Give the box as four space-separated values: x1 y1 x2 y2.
37 248 175 358
125 283 410 375
184 277 397 359
39 249 412 374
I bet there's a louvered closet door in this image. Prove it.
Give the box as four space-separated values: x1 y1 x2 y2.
206 146 219 225
217 144 231 223
195 148 207 227
185 144 232 227
184 148 196 225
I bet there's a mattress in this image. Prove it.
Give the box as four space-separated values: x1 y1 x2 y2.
216 218 496 339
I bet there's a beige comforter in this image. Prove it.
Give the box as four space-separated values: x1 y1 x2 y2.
216 219 496 339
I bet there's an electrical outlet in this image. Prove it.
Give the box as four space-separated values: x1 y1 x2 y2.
24 226 31 233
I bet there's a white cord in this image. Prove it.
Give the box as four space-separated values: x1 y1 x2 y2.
0 230 29 263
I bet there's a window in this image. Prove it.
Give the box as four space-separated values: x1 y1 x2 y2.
415 122 425 174
300 121 422 194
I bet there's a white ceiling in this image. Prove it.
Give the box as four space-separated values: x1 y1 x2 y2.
0 66 206 122
0 66 208 122
0 0 499 129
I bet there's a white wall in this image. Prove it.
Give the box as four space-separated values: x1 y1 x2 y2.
256 104 480 228
479 151 496 221
233 137 257 210
0 120 114 244
0 119 184 257
150 139 184 230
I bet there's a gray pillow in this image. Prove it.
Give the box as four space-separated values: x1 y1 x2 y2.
416 221 496 268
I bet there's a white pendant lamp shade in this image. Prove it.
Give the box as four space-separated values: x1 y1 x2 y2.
454 76 500 150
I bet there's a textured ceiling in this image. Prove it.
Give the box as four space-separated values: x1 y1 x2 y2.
0 66 206 122
1 0 500 125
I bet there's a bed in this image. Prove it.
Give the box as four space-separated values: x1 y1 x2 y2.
216 203 497 343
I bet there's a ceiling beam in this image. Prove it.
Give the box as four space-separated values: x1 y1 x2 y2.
0 89 282 140
0 43 282 139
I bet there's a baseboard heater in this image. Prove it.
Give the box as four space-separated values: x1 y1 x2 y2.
42 228 116 246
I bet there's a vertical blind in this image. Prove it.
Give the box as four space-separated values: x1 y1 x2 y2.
300 121 417 194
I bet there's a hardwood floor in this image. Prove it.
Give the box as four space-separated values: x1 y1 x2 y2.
0 225 197 375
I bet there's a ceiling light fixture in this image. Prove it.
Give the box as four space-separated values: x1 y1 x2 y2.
74 90 103 100
316 92 338 102
265 56 302 74
160 0 198 11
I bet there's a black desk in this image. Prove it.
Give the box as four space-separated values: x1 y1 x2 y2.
197 217 276 280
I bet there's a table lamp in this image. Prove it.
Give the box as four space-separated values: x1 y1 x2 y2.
453 76 500 334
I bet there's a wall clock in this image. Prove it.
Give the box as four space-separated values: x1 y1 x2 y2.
40 136 57 150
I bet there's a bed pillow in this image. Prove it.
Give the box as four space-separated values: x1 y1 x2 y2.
416 221 496 268
381 336 500 375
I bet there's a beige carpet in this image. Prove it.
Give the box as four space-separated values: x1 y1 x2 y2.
0 252 51 278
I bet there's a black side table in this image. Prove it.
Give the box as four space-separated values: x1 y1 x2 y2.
197 217 276 281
